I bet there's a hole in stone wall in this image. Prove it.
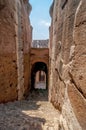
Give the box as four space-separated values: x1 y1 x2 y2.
10 83 13 87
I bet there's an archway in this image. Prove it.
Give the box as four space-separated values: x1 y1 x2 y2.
31 62 48 91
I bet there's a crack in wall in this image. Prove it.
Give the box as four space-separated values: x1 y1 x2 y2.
69 72 86 99
75 20 86 27
55 67 67 89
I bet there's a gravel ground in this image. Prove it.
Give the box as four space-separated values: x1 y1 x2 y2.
0 90 60 130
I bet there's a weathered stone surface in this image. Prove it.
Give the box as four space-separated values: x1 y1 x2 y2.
71 0 86 99
0 0 86 129
49 0 86 129
21 0 32 98
0 54 18 103
0 0 32 102
68 83 86 130
0 0 18 102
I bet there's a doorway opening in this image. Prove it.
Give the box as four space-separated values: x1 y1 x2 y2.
31 62 48 91
35 70 46 89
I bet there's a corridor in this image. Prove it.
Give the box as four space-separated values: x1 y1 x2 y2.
0 0 86 129
0 90 60 130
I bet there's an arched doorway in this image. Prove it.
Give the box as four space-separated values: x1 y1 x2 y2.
31 62 48 91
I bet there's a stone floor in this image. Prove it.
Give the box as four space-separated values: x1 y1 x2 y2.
35 82 46 89
0 90 60 130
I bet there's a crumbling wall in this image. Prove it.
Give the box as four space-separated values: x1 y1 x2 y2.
49 0 86 129
0 0 32 102
22 0 32 97
0 0 18 102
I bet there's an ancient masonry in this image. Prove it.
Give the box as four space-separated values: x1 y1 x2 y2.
0 0 86 130
0 0 32 102
49 0 86 129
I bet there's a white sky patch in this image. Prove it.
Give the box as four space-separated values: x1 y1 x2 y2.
40 20 50 27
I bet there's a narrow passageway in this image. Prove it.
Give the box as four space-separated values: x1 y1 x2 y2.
0 89 60 130
0 0 85 129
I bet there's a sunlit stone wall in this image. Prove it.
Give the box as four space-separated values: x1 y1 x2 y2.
49 0 86 129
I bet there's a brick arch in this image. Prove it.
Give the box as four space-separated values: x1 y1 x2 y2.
31 59 48 70
29 48 49 94
30 48 49 67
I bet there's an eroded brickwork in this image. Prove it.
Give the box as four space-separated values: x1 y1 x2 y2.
0 0 32 102
49 0 86 129
0 0 86 129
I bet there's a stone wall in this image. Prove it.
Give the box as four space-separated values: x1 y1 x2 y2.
0 0 32 102
49 0 86 129
23 0 32 97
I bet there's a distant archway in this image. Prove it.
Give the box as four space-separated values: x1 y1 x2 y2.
31 62 48 91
